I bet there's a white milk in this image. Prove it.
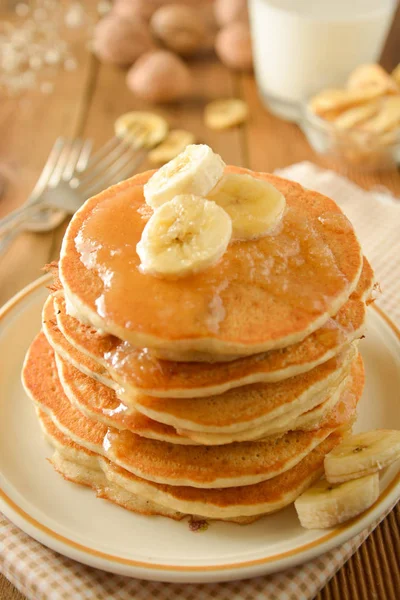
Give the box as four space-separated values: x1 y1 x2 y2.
249 0 397 121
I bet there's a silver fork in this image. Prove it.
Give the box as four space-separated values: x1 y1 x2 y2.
0 137 92 251
0 123 148 249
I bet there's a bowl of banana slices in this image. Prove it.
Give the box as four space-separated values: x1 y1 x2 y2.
302 63 400 171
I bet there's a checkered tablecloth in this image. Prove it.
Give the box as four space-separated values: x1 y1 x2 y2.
1 163 399 600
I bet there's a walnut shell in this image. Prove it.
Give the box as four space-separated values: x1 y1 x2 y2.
113 0 165 22
215 22 253 71
93 15 154 66
126 50 193 103
151 4 207 56
214 0 248 27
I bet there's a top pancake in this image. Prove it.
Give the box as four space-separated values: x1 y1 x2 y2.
59 166 363 357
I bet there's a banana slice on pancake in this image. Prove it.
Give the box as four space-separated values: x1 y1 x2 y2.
208 173 286 240
324 429 400 484
144 144 225 208
136 194 232 278
294 473 379 529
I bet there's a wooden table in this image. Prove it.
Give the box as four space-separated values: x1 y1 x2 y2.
0 4 399 599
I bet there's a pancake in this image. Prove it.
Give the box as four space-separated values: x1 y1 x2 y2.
24 333 341 489
54 352 197 446
59 167 363 358
154 255 374 362
25 332 191 445
54 343 360 445
129 346 355 434
103 425 336 489
37 409 187 522
22 333 107 454
103 433 344 519
42 294 117 391
179 353 363 444
53 273 367 397
28 359 345 518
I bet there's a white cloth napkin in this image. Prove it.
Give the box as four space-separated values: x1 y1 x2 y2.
276 161 400 323
1 163 399 600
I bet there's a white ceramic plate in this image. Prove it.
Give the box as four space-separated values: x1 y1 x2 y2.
0 276 399 583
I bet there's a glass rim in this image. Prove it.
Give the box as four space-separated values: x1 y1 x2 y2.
249 0 397 25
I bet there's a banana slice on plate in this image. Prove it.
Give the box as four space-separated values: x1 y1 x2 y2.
136 194 232 278
148 130 196 165
204 99 249 130
294 473 379 529
114 111 168 148
324 430 400 484
144 144 225 209
207 173 286 240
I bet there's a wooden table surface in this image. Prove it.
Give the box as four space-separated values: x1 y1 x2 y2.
0 4 399 599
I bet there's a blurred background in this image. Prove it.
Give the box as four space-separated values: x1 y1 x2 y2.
0 0 399 305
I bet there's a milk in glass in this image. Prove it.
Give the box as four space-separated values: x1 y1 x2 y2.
249 0 396 121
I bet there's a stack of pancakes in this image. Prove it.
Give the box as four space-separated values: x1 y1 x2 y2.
22 167 375 523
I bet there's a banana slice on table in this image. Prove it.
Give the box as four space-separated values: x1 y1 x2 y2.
114 111 168 148
136 194 232 278
144 144 225 208
207 173 286 240
204 99 249 130
294 473 379 529
324 430 400 484
148 130 196 165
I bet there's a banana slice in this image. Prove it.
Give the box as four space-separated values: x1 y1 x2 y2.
148 130 196 165
294 473 379 529
136 194 232 278
347 64 398 93
392 64 400 86
324 430 400 484
144 144 225 209
204 98 249 130
333 102 379 130
309 86 386 117
361 97 400 134
114 111 168 149
207 173 286 240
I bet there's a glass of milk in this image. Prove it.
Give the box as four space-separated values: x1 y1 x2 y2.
249 0 397 121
